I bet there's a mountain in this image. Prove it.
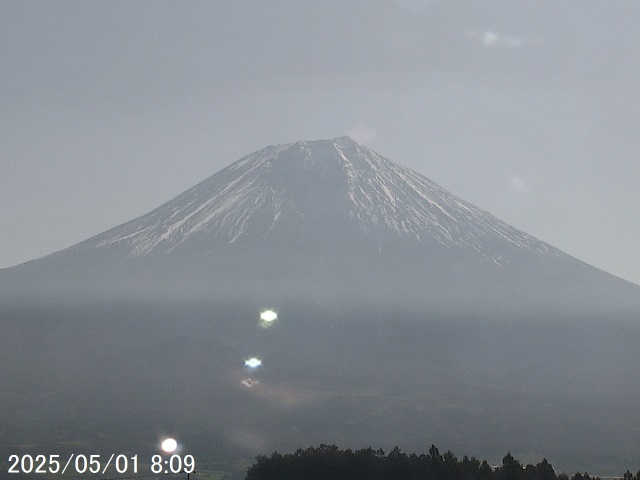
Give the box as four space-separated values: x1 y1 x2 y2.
1 137 639 474
75 136 566 263
6 136 636 310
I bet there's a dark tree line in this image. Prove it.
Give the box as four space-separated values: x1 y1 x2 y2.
245 444 640 480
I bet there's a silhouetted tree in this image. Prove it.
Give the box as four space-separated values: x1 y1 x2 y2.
535 458 557 480
500 452 523 480
244 445 634 480
383 446 409 480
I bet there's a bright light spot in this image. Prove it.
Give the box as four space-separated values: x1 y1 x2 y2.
161 438 178 453
245 357 262 369
259 309 278 328
260 310 277 322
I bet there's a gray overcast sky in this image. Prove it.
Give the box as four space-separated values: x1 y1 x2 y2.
2 0 639 285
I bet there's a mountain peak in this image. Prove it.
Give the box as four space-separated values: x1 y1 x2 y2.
333 135 359 145
294 135 358 146
75 138 570 265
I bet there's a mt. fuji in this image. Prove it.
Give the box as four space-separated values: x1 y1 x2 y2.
6 136 635 311
74 136 567 264
2 137 640 474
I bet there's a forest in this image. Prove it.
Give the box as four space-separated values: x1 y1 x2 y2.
245 445 640 480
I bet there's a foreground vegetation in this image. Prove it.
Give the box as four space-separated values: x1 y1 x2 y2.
246 445 640 480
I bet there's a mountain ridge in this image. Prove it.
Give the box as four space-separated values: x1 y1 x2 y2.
4 136 638 315
58 136 576 269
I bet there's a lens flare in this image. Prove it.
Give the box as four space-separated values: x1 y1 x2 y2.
241 378 259 388
245 357 262 369
161 437 178 453
260 310 277 322
259 309 278 328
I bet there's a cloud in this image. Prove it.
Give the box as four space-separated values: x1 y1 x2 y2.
508 174 530 195
467 30 523 49
347 124 378 144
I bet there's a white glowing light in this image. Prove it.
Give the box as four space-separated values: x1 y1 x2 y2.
260 310 278 322
245 357 262 369
161 438 178 453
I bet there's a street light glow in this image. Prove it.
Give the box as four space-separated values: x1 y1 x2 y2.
161 438 178 453
260 310 277 322
245 357 262 369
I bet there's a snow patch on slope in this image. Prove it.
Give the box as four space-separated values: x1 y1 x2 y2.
83 137 571 265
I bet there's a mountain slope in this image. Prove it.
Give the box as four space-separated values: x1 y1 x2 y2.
3 136 638 313
72 136 571 265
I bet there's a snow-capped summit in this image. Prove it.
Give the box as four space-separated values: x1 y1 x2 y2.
77 136 569 265
13 134 618 310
